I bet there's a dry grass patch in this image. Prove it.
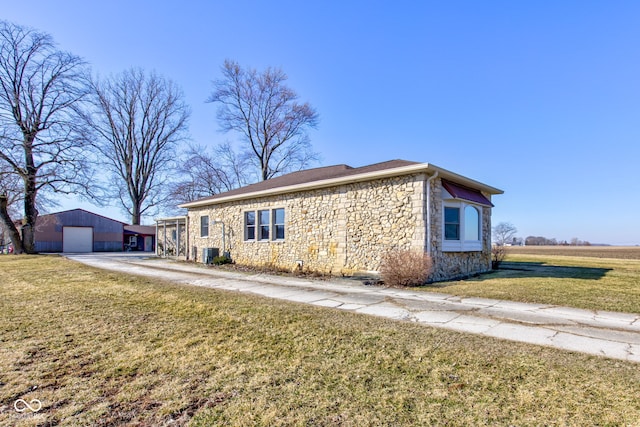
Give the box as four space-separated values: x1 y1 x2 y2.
435 253 640 313
1 255 640 426
509 245 640 259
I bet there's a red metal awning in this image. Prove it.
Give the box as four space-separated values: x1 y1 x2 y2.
442 180 494 207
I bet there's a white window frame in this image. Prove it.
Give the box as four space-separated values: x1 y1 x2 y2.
442 201 483 252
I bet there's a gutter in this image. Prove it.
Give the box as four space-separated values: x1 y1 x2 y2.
426 171 439 256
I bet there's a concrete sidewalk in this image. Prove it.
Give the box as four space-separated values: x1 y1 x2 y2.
65 253 640 363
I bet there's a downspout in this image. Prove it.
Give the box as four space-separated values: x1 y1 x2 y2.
175 219 180 258
426 171 439 256
215 220 225 256
186 216 190 260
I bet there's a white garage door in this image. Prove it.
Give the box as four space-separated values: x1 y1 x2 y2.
63 227 93 253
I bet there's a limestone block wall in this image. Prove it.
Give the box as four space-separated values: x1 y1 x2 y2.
343 176 426 273
187 174 426 275
186 173 493 281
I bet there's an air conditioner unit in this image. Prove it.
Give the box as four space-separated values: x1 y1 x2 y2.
202 247 219 264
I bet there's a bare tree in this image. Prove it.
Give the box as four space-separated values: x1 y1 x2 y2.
86 68 190 224
491 222 518 269
492 222 518 246
208 60 320 181
0 21 92 254
170 142 251 205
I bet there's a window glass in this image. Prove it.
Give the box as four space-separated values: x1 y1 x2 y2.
200 215 209 237
444 207 460 240
464 206 480 240
273 208 285 240
258 209 270 240
245 211 255 240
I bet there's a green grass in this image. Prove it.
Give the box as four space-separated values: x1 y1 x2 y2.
435 253 640 313
1 255 640 426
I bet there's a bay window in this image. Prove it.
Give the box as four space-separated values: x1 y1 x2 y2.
442 202 482 252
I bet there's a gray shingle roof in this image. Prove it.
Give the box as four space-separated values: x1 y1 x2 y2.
189 159 420 204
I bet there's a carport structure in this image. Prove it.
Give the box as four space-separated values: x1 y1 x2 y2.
155 216 189 259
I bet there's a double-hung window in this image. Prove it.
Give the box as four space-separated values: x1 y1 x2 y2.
273 208 285 240
200 215 209 237
245 211 256 240
258 210 270 240
444 207 460 240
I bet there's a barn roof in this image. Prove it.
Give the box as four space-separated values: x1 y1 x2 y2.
37 208 126 224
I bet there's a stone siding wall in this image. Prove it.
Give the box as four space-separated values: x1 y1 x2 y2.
186 173 493 281
188 174 426 275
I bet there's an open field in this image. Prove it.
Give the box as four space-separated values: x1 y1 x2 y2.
508 245 640 259
2 256 640 426
436 249 640 314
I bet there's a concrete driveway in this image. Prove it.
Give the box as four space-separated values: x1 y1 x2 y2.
65 253 640 363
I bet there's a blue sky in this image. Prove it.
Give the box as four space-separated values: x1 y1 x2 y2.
4 1 640 244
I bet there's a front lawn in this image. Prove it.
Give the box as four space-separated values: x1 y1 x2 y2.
1 255 639 426
436 253 640 314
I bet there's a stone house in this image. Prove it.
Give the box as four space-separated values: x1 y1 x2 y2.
173 160 503 281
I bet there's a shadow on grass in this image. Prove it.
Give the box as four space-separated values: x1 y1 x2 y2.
485 261 612 281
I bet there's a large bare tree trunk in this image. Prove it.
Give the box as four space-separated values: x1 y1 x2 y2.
0 22 93 249
131 201 141 225
22 184 38 254
0 194 24 254
22 140 39 253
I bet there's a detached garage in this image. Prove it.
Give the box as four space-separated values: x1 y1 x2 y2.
33 209 125 253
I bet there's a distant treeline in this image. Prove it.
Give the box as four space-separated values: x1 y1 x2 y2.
524 236 592 246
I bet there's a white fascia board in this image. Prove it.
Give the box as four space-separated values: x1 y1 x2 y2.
155 215 188 222
179 163 503 209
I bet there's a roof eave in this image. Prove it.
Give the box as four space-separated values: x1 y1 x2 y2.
431 164 504 195
179 163 503 209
